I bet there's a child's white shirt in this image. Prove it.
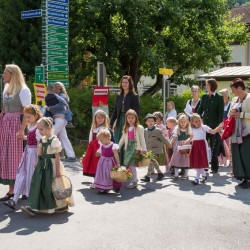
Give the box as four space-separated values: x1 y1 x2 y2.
97 142 119 154
191 125 211 141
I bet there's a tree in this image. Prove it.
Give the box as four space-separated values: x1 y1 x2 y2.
0 0 41 77
69 0 249 93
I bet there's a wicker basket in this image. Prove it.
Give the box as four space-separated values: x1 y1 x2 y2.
137 159 151 167
177 145 191 155
52 175 73 200
110 169 128 183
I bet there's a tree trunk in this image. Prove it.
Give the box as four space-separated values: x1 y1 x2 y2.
128 56 141 92
141 74 163 96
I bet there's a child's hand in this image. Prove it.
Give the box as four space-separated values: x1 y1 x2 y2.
96 152 101 157
219 122 224 128
34 162 38 168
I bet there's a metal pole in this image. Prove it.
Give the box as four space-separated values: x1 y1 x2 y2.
163 75 166 125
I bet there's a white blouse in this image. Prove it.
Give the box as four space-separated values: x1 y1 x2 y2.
191 125 211 141
97 142 119 154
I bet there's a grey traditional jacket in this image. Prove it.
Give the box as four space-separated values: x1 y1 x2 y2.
144 127 170 154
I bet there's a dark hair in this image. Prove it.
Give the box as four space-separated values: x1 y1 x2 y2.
153 111 163 121
206 78 218 92
119 75 136 96
230 78 246 90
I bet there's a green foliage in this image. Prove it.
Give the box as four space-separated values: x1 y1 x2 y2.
0 1 41 79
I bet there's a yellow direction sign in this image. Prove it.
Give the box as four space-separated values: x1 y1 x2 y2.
159 68 174 76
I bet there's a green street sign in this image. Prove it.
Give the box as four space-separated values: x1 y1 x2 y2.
47 33 68 43
47 42 68 50
48 56 68 65
35 66 44 83
48 49 68 57
48 72 69 80
48 80 69 87
48 25 68 35
48 65 69 72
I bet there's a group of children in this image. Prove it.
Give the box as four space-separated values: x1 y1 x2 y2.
3 105 74 216
82 108 224 194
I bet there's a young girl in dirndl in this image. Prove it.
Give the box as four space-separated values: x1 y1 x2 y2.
93 129 121 194
119 109 147 189
169 114 191 180
4 105 42 210
21 117 74 216
82 110 112 177
189 114 223 185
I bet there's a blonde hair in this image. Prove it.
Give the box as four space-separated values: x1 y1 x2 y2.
123 109 139 133
91 110 109 130
3 64 27 96
177 114 191 135
24 105 43 121
166 117 177 126
219 88 230 98
191 85 200 92
167 101 175 109
190 113 202 128
97 128 111 140
37 117 53 129
53 82 69 101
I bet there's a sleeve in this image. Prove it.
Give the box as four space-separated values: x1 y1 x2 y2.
112 143 119 151
110 95 119 127
173 127 178 137
19 88 31 107
88 130 92 143
184 100 192 117
131 94 140 116
97 144 102 154
138 126 147 151
202 125 211 133
36 129 42 141
158 130 170 146
50 137 62 153
48 94 67 114
217 94 224 124
197 95 204 117
118 133 125 148
38 139 43 148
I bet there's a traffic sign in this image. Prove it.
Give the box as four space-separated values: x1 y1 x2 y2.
47 25 68 34
48 10 68 19
21 9 42 19
48 2 69 12
48 0 69 4
47 33 68 43
47 80 69 87
47 56 68 64
35 66 45 83
47 18 68 27
48 65 69 72
47 42 68 50
159 68 174 76
48 72 69 80
48 49 68 57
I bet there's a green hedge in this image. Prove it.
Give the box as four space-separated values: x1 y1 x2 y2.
67 87 203 139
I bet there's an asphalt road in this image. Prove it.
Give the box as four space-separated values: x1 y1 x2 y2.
0 164 249 250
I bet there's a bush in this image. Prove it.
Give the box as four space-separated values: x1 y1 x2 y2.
68 87 203 139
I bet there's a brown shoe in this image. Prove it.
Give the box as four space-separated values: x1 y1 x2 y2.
0 193 14 201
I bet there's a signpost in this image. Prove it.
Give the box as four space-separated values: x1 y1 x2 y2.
159 68 174 124
22 0 70 87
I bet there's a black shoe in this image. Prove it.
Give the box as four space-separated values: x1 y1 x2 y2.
210 170 218 174
0 193 14 202
141 175 150 182
114 188 120 193
157 172 164 181
97 190 108 194
191 179 199 185
22 195 28 200
240 181 250 189
179 169 185 176
238 180 247 187
201 176 207 183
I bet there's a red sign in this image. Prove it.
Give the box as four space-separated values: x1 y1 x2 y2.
92 86 109 106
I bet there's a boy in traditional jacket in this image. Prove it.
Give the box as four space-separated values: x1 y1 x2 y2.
141 114 171 182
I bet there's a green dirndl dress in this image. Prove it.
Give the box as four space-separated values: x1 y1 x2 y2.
28 137 57 211
114 113 125 165
123 139 137 166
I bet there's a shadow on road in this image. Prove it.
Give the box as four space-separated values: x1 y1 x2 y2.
0 203 73 235
78 180 173 205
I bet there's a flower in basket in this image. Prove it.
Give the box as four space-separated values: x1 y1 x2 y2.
125 169 133 179
133 150 158 167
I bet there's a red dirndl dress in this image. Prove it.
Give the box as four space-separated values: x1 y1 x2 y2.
190 140 208 169
83 133 100 177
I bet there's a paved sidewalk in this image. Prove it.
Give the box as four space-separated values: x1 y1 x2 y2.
0 164 249 250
